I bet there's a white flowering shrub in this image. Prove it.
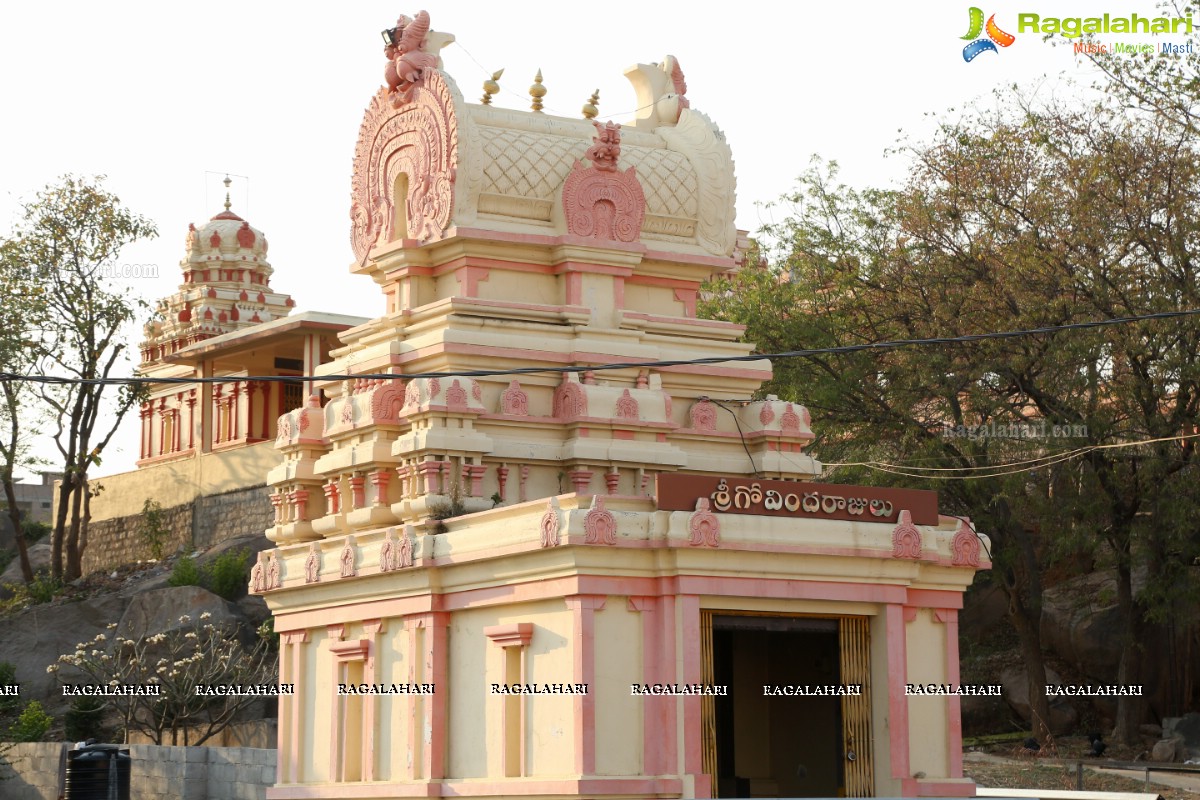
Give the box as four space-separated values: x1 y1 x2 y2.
48 614 278 745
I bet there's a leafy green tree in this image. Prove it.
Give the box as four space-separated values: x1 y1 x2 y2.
2 176 156 582
0 233 50 584
705 98 1200 744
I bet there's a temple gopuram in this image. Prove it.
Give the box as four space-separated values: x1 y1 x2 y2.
255 11 990 800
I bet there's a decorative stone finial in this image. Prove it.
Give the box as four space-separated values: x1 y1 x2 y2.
481 68 504 105
530 69 546 112
223 175 232 211
582 89 599 120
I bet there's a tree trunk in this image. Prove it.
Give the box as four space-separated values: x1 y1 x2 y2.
65 470 87 582
1112 557 1145 744
51 471 75 581
1 479 33 583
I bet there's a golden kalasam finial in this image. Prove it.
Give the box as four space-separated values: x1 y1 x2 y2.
223 175 232 211
481 68 504 105
582 89 600 120
530 69 546 112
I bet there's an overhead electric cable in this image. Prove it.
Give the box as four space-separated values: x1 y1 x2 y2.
3 309 1198 388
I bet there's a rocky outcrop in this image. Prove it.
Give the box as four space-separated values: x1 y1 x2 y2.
0 542 52 584
1000 665 1079 735
0 592 130 714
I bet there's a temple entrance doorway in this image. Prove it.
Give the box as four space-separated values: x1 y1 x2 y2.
702 613 874 798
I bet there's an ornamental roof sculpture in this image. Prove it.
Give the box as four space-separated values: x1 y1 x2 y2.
349 9 736 266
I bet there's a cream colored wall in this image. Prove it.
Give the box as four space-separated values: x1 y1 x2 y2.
592 599 643 776
870 611 899 797
82 441 280 522
622 282 686 319
905 608 949 779
446 599 576 779
519 600 576 777
306 625 329 784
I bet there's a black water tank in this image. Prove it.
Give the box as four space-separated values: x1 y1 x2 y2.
64 743 131 800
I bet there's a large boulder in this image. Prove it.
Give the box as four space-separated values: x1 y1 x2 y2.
1039 569 1146 684
0 542 53 585
1000 665 1079 735
1163 712 1200 760
0 592 130 714
1151 737 1185 763
116 585 245 642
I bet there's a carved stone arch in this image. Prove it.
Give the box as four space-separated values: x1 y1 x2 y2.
351 70 462 261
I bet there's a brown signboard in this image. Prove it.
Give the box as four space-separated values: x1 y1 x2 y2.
656 474 939 526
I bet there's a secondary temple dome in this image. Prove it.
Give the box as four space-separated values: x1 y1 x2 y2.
139 189 294 365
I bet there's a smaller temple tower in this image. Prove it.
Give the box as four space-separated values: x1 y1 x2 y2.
136 180 297 464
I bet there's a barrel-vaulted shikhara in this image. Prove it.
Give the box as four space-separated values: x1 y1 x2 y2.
255 10 990 800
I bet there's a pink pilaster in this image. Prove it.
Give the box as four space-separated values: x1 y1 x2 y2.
935 608 964 778
568 469 593 494
497 465 509 501
405 611 449 780
886 603 911 782
323 480 340 515
278 630 308 784
362 619 385 782
468 464 487 497
349 474 366 510
679 594 709 797
371 469 390 506
566 595 606 775
628 596 677 777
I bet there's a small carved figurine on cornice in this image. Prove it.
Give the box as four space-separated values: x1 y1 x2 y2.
585 121 622 172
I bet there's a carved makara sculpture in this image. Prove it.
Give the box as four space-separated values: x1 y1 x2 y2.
384 11 439 105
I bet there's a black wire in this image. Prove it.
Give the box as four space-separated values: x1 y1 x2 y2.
2 308 1197 388
945 514 994 563
705 397 761 478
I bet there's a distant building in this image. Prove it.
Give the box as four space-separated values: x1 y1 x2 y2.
0 470 61 525
254 12 990 800
72 189 367 574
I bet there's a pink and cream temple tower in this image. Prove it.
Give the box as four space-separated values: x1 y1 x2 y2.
256 11 989 800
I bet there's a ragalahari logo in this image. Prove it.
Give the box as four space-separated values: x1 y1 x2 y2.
962 8 1016 61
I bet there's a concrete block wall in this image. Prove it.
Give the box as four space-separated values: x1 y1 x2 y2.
0 742 276 800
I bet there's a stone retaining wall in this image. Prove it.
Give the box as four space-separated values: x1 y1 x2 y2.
0 742 275 800
81 485 273 576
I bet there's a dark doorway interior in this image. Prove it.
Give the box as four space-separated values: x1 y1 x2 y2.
713 616 842 798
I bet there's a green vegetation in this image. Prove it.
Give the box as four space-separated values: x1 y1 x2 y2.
137 498 170 560
8 700 51 742
168 548 251 601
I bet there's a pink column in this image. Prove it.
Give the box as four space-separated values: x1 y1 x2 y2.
886 603 912 782
362 619 385 782
231 381 242 440
186 391 196 450
565 594 606 775
349 474 366 510
629 596 677 776
497 465 509 502
278 630 309 784
680 595 709 797
371 470 390 507
936 608 963 778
